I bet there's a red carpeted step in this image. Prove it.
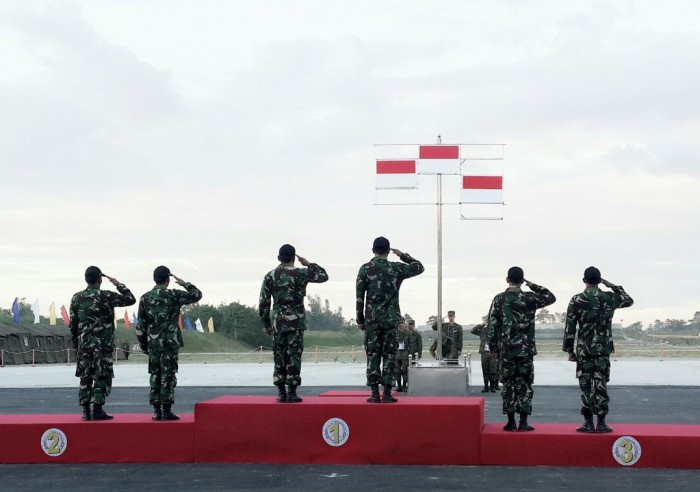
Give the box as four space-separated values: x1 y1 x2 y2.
481 423 700 468
194 396 484 464
0 414 194 463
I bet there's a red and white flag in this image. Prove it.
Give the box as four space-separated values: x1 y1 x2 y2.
417 145 461 174
461 175 503 204
375 160 417 189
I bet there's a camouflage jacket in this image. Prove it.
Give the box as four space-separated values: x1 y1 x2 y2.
432 321 463 352
356 253 424 326
408 330 423 359
563 285 634 358
136 282 202 353
470 323 490 354
487 284 556 359
258 263 329 333
397 329 411 360
69 284 136 353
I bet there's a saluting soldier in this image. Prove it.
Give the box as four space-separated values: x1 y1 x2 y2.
563 267 633 433
137 266 202 421
70 266 135 421
356 237 424 403
259 244 328 403
487 267 555 432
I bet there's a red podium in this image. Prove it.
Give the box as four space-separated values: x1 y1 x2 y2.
0 414 194 463
194 396 484 465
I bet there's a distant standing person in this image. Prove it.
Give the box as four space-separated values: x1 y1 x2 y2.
395 319 410 392
136 266 202 421
408 319 423 363
563 267 634 433
70 266 135 421
259 244 328 403
487 267 556 431
356 237 424 403
471 316 499 393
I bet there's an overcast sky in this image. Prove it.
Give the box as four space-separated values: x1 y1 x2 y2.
1 0 699 328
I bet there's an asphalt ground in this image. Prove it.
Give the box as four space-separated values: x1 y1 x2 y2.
1 385 700 491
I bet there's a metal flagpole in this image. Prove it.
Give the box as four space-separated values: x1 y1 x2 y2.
436 172 443 361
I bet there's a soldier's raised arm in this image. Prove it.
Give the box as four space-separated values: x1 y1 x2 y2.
392 249 425 279
305 261 329 284
102 276 136 307
524 280 556 309
602 279 634 309
171 277 203 306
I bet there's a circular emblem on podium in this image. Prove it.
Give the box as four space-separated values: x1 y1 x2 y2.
41 428 68 457
322 418 350 447
612 436 641 466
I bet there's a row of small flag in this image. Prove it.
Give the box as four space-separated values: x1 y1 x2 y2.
8 298 70 326
7 298 215 333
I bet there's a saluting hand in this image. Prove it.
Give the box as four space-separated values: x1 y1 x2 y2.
601 278 615 288
390 248 404 257
296 254 310 267
523 279 534 289
171 274 186 286
103 275 121 287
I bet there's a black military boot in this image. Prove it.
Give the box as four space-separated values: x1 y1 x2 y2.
367 384 381 403
276 385 287 403
286 385 303 403
492 380 500 391
161 404 180 421
152 404 163 421
489 380 497 393
517 413 535 432
81 404 91 421
481 378 490 393
576 408 595 433
396 375 404 392
596 415 613 433
91 404 113 421
503 412 517 431
382 385 398 403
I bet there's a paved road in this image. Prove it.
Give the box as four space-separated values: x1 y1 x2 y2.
1 386 700 491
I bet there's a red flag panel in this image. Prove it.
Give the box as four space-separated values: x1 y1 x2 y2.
462 176 503 190
60 305 70 325
419 146 459 159
376 160 416 174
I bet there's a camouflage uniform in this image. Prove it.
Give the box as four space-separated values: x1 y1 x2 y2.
70 284 135 406
136 282 202 406
487 283 556 415
471 323 499 389
563 285 633 418
356 253 424 386
395 326 411 389
408 327 423 361
429 323 459 360
259 263 328 388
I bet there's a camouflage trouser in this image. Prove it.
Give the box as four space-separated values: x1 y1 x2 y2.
76 350 114 406
500 356 534 415
577 356 611 417
364 321 397 386
429 339 457 360
481 352 499 385
396 356 409 385
273 329 304 387
148 349 179 405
